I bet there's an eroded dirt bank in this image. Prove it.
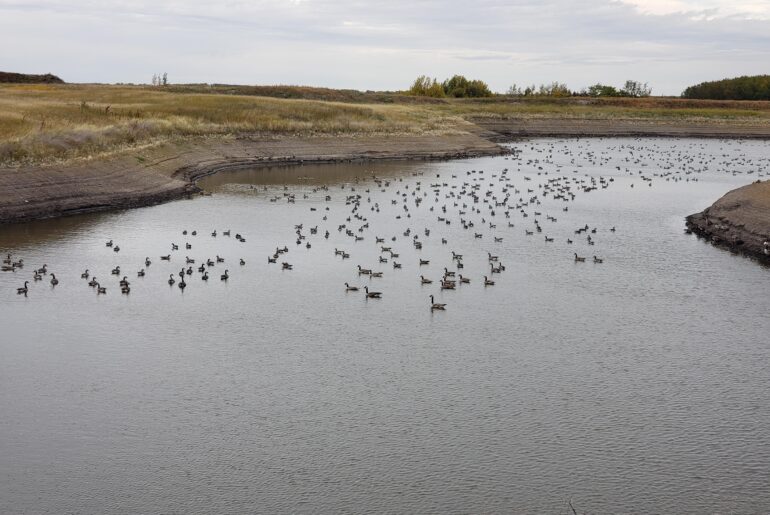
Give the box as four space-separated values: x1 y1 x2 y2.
0 133 506 224
686 180 770 262
4 118 770 225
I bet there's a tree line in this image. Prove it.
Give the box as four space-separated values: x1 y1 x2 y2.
408 75 493 98
682 75 770 100
408 76 651 98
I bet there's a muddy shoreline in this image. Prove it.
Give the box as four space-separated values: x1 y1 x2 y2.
3 118 770 225
686 180 770 264
0 133 508 224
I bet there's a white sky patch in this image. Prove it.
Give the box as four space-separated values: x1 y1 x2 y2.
618 0 770 19
1 0 769 94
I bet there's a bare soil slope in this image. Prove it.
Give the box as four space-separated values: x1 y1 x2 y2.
686 180 770 261
0 133 505 223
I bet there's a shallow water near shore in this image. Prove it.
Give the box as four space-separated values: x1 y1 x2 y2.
2 138 770 514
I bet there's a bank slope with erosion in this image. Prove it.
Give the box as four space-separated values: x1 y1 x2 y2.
686 180 770 262
0 133 506 223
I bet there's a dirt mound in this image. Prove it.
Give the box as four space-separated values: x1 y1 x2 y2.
686 180 770 262
0 72 64 84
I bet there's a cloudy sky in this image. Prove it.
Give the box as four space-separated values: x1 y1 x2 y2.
1 0 768 95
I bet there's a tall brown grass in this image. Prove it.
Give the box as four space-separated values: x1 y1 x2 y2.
1 84 769 166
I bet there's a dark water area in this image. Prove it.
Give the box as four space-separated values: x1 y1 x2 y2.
1 138 769 514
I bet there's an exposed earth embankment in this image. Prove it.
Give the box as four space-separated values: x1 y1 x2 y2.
686 180 770 263
0 133 506 223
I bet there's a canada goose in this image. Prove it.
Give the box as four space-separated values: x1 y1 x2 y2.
443 267 455 277
168 274 175 285
379 256 388 264
178 280 186 290
393 262 402 269
220 270 229 281
113 246 120 252
171 243 179 250
371 271 383 278
223 230 231 236
145 257 151 266
89 277 98 287
81 269 89 279
50 274 59 286
197 264 206 273
420 275 433 284
186 256 194 264
440 281 456 290
121 284 130 294
36 264 47 274
345 283 359 292
364 286 381 298
488 252 499 262
429 295 446 311
111 266 120 275
268 256 277 263
185 243 192 250
357 265 372 275
419 259 430 265
16 281 29 295
2 253 11 265
106 240 113 247
484 276 495 286
574 253 586 262
160 254 171 261
216 255 224 263
282 262 293 270
138 269 145 277
96 283 106 294
120 276 129 287
458 275 470 284
239 258 246 266
33 271 42 281
593 256 604 263
201 272 209 281
186 267 193 275
211 230 217 237
207 259 215 266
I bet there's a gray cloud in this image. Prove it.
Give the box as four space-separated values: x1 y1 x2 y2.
1 0 768 94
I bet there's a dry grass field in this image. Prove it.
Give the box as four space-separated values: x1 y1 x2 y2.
2 83 770 166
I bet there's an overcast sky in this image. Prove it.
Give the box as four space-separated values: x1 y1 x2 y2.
1 0 768 95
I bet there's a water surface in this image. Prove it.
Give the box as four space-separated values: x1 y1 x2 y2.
1 138 769 514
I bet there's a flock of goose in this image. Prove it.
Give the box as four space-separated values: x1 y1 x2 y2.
3 139 768 310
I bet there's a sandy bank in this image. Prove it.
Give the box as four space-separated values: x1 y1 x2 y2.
686 180 770 262
0 133 506 224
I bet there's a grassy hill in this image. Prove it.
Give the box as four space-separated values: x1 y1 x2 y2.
2 83 770 166
0 72 64 84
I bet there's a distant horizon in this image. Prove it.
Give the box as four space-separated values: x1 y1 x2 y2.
5 73 768 99
2 0 769 96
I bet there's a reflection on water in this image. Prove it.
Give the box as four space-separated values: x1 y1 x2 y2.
1 138 770 514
